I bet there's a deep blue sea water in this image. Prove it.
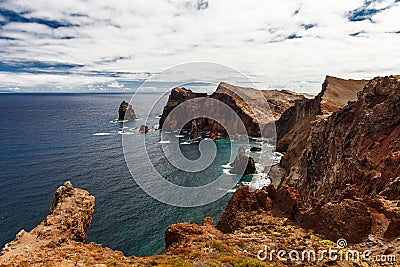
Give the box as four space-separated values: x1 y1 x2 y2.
0 93 250 256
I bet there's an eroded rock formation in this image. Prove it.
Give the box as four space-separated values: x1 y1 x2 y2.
159 82 308 137
0 182 129 266
283 76 400 206
230 146 256 175
218 75 400 245
276 76 368 169
118 101 137 121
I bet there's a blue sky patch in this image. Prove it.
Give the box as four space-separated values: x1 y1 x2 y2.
346 0 393 22
0 8 77 28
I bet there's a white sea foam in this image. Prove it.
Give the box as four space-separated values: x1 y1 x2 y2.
180 141 191 145
223 169 235 176
111 119 128 123
221 163 232 169
93 132 112 136
118 131 134 135
249 176 271 189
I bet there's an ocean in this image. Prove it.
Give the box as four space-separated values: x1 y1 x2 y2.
0 93 273 256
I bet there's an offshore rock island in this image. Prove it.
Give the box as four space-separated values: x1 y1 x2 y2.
118 101 137 121
1 75 400 266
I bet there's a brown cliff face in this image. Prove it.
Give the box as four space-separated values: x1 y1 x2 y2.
165 217 222 248
159 82 308 137
284 76 400 206
218 75 400 245
159 87 207 130
276 76 368 170
118 101 137 121
276 75 400 243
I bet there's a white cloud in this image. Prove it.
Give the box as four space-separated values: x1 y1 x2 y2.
0 0 399 94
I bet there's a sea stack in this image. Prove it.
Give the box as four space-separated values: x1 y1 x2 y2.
118 101 137 121
230 146 256 176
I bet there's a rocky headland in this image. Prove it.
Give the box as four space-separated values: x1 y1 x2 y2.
159 82 309 137
0 182 133 266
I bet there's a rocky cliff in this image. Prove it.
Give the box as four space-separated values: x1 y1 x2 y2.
276 76 368 170
159 82 308 137
2 75 400 266
283 75 400 205
275 76 400 242
217 75 400 246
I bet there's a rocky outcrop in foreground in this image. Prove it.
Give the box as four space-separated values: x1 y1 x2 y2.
118 101 137 121
159 82 309 137
2 182 379 267
0 182 133 266
283 76 400 206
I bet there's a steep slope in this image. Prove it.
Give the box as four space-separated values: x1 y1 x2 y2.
284 75 400 205
272 75 400 243
217 75 400 246
276 76 368 170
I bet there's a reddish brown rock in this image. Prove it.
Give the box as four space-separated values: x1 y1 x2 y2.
165 222 205 247
0 182 97 265
159 87 207 130
165 218 222 248
214 75 399 245
217 186 273 233
301 199 373 243
267 184 304 218
276 76 368 169
283 76 400 207
274 75 400 243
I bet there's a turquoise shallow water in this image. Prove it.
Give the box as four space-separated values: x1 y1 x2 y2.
0 93 260 256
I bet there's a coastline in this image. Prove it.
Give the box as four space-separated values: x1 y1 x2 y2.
1 75 400 266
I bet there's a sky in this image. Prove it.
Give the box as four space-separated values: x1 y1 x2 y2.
0 0 399 94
